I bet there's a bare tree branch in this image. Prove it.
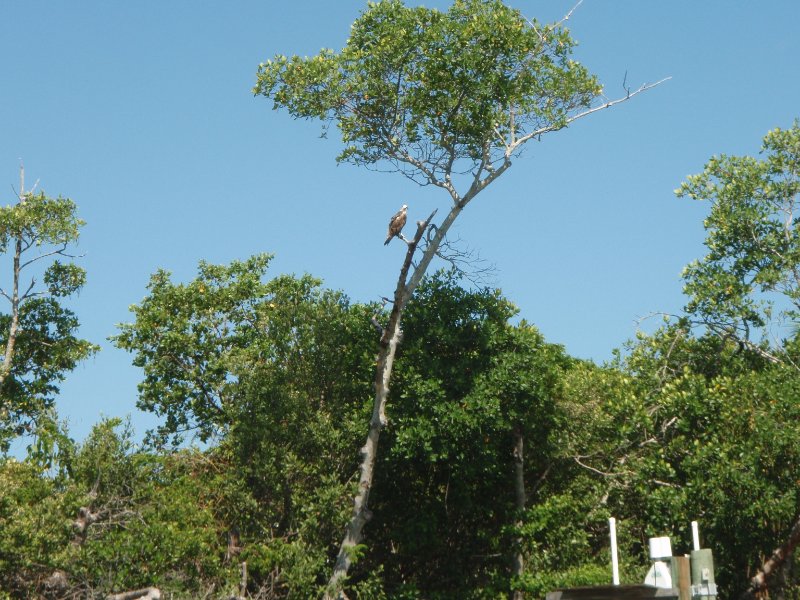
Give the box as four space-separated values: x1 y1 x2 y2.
20 244 83 271
511 78 671 151
555 0 584 27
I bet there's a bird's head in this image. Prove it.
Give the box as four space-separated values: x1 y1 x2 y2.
401 204 408 211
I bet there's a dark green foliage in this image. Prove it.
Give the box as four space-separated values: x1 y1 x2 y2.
358 271 571 598
115 255 381 596
0 299 96 428
7 259 800 598
550 330 800 599
112 264 578 598
10 122 800 596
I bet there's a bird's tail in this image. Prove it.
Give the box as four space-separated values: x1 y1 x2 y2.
383 237 391 246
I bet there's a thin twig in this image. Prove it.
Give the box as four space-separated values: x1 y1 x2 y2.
370 297 391 335
556 0 584 27
574 456 616 477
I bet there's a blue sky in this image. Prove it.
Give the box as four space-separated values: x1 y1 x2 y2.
1 1 798 448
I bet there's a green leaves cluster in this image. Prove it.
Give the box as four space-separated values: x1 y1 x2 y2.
115 255 273 443
114 254 376 447
0 192 83 252
9 253 800 598
255 0 600 183
679 121 800 345
111 264 577 598
355 272 572 597
114 255 383 596
0 301 95 428
604 334 800 597
0 419 232 598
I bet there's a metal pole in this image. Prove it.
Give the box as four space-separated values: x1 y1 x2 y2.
691 521 700 551
609 517 620 585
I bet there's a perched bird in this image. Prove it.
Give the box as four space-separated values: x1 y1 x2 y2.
384 204 408 245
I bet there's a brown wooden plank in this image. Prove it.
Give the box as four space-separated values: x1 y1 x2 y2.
546 584 678 600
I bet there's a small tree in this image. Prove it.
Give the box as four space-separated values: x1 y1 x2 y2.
0 167 96 451
678 121 800 362
254 0 664 594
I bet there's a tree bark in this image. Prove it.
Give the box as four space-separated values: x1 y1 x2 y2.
740 514 800 600
512 425 526 600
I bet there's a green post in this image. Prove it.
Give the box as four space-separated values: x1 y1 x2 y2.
690 549 716 600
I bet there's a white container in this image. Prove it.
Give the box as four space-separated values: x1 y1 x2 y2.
645 560 673 589
649 536 672 560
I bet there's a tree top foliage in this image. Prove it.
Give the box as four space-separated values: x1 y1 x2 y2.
0 191 84 253
254 0 602 192
678 121 800 347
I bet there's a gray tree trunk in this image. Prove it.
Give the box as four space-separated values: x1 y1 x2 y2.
325 213 437 599
0 169 25 386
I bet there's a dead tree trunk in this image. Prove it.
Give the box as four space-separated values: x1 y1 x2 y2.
0 238 22 386
0 167 25 387
325 169 509 599
325 211 437 599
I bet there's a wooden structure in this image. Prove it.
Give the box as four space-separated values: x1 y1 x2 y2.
546 553 715 600
545 583 678 600
546 584 682 600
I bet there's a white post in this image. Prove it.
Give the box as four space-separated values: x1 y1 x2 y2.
609 517 620 585
691 521 700 551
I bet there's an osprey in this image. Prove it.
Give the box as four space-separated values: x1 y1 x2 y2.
384 204 408 245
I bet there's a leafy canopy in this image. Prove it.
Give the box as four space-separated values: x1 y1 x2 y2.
114 254 377 447
678 121 800 344
254 0 601 189
0 192 84 253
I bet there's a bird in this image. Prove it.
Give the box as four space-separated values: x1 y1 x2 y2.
384 204 408 245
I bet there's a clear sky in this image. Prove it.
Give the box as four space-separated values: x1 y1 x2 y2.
1 1 798 449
